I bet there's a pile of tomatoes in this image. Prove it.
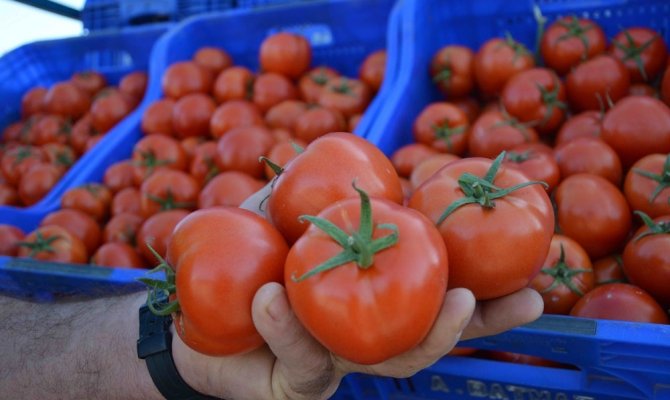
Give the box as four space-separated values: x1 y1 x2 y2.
390 16 670 330
0 70 147 207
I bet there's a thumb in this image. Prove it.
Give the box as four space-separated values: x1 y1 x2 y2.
252 282 341 400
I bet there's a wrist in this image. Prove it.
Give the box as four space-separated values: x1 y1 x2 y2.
171 326 216 398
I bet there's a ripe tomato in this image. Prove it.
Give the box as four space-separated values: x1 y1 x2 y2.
132 134 188 184
21 86 47 118
167 207 288 355
17 225 88 263
189 141 220 186
180 136 206 164
0 184 19 206
252 72 298 113
71 70 107 97
42 81 91 120
318 77 371 118
193 47 233 75
294 106 347 143
298 66 339 103
592 255 626 285
171 93 216 139
216 125 275 179
468 109 538 159
267 132 403 244
141 99 175 136
624 154 670 218
0 224 24 256
209 100 264 139
213 66 255 103
390 143 440 178
90 89 132 134
622 213 670 307
566 55 630 112
161 61 212 99
554 110 602 146
503 142 560 193
103 160 136 193
136 209 189 263
285 187 448 364
264 138 306 180
259 32 311 80
119 71 148 105
111 187 142 216
41 208 101 255
140 170 199 217
265 99 308 131
529 234 594 315
554 173 631 260
18 163 62 206
198 171 265 209
42 143 76 173
32 115 70 146
413 102 469 155
452 96 481 123
92 242 145 269
69 114 94 155
103 212 144 245
553 137 622 186
61 183 113 223
1 145 46 186
609 27 668 83
601 96 670 168
409 153 460 190
430 45 474 99
474 35 535 97
501 68 567 135
540 16 607 76
359 49 386 92
408 153 554 300
570 283 669 324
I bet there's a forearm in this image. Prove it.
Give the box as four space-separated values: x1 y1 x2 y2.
0 291 162 400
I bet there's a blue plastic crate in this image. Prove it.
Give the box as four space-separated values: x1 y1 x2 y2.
82 0 235 32
0 25 168 224
235 0 312 8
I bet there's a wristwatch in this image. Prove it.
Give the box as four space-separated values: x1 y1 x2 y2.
137 297 220 400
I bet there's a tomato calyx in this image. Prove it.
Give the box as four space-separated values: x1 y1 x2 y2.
501 32 532 63
291 182 399 282
492 111 534 141
134 150 173 176
58 119 73 140
311 69 331 86
82 183 106 197
540 244 591 296
330 79 356 97
431 122 465 151
556 16 594 60
536 78 567 127
613 30 659 82
138 244 180 316
147 190 196 211
17 231 60 257
437 151 548 225
632 154 670 203
633 210 670 242
13 146 38 165
55 150 74 168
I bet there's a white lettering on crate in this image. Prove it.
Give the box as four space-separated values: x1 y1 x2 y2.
429 376 596 400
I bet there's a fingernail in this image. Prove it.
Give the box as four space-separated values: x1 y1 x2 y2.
266 291 289 322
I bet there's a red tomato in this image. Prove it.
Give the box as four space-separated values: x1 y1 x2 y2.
189 141 220 186
69 114 94 155
132 134 188 184
252 72 298 113
503 142 560 193
566 55 630 113
136 209 189 264
554 173 631 260
141 99 175 136
430 45 474 99
18 163 62 206
209 100 264 139
212 66 255 103
71 71 107 97
198 171 265 209
193 47 233 75
541 16 607 76
624 154 670 218
264 139 306 180
294 106 347 143
171 93 216 139
553 137 622 186
90 89 132 134
570 283 669 324
452 96 481 123
408 154 554 300
167 208 288 355
103 160 137 193
529 234 594 315
593 255 626 285
42 143 76 173
32 115 70 146
359 49 386 92
0 184 19 206
318 77 371 118
555 111 603 146
92 242 145 268
17 225 88 263
103 212 144 245
622 213 670 307
216 125 275 179
180 136 206 164
61 183 112 223
1 145 46 186
390 143 440 178
413 102 469 155
601 96 670 168
119 71 148 105
286 187 447 364
468 109 538 159
42 81 91 120
0 224 25 256
474 35 535 97
111 187 142 216
298 66 340 103
609 27 668 83
268 132 403 244
41 208 101 255
265 99 307 131
501 68 567 135
21 87 47 118
140 169 199 217
161 61 212 99
409 153 460 190
259 32 311 80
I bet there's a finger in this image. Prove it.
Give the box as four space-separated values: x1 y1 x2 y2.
252 282 341 400
461 287 544 341
239 182 273 217
342 288 476 378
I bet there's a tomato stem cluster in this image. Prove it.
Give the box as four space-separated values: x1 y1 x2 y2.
633 154 670 204
17 231 60 258
614 30 659 82
138 244 180 316
540 244 591 296
291 182 398 282
633 210 670 242
437 151 548 225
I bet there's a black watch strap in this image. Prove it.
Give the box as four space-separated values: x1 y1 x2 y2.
137 299 221 400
